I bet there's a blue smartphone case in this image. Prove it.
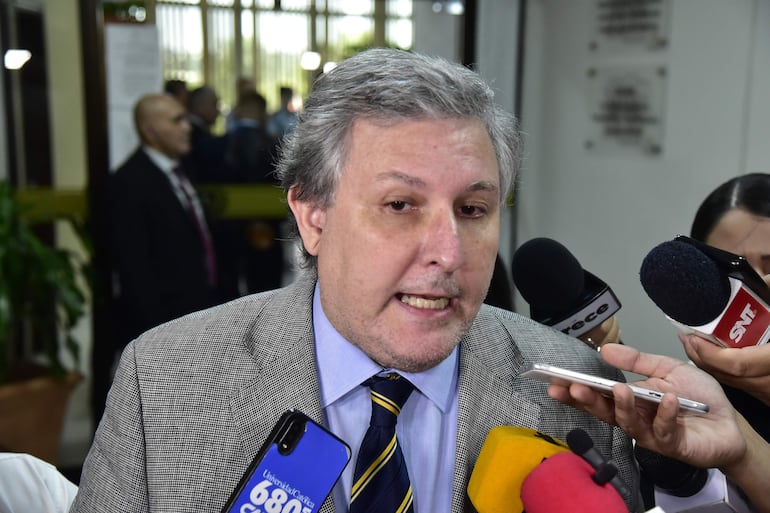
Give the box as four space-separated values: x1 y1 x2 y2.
222 410 351 513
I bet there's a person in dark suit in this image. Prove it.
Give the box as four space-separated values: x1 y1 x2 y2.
108 93 218 352
183 85 226 184
163 78 189 108
223 90 284 294
72 50 643 512
267 85 298 140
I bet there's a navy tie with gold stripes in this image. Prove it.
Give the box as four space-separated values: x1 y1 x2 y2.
350 374 415 513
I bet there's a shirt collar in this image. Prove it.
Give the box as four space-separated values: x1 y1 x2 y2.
142 145 178 174
314 283 458 413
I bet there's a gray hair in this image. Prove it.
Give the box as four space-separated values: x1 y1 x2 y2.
276 48 521 268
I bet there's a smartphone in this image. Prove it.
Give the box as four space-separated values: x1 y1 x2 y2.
521 362 710 415
221 409 351 513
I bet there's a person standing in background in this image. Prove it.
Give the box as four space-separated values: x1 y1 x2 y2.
163 78 189 108
267 85 297 140
183 85 226 183
109 93 219 354
184 85 244 301
225 76 258 133
223 90 285 294
686 173 770 441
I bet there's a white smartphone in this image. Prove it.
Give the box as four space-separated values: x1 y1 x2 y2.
521 362 710 415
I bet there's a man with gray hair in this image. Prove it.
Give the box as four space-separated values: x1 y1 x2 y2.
72 48 642 512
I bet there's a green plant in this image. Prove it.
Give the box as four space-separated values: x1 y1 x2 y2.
0 181 90 383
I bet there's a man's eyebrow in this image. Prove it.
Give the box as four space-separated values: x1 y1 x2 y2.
374 172 499 194
467 180 499 194
374 171 426 188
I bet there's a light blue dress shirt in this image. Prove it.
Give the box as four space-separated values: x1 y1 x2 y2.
313 284 459 512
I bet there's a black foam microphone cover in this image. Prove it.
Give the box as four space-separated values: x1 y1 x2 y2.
566 427 595 455
634 445 708 497
639 240 731 326
512 237 585 313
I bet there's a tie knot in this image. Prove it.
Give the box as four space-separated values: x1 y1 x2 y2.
366 374 413 427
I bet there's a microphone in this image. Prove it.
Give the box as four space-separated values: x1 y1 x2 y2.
520 452 629 513
466 426 571 513
567 427 630 498
512 237 622 341
639 235 770 348
634 445 756 513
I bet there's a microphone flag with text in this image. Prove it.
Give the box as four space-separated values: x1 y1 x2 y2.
512 237 622 340
640 235 770 348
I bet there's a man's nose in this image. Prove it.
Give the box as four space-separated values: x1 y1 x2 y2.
422 209 464 271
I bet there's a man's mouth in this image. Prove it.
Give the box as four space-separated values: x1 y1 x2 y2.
399 294 450 310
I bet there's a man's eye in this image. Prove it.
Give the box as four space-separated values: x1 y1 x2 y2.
389 201 409 211
460 205 486 217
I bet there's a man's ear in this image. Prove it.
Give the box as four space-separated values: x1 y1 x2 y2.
138 121 154 146
287 186 325 256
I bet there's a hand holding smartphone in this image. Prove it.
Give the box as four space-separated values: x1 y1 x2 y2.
221 410 351 513
521 363 709 415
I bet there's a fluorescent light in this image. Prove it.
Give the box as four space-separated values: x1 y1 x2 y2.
432 0 464 15
128 5 147 22
4 49 31 70
446 0 464 15
300 51 321 71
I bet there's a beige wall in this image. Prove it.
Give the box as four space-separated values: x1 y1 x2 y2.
40 0 94 465
43 0 87 189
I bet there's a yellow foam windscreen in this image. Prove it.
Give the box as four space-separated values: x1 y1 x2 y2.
467 425 570 513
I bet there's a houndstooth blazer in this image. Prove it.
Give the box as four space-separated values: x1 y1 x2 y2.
71 269 643 513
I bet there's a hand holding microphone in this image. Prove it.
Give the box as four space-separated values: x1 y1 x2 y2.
681 332 770 407
641 236 770 406
582 315 621 351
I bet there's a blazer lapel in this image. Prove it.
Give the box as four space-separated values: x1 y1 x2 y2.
227 272 339 513
451 318 543 512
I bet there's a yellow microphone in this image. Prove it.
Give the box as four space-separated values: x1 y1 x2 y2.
467 426 571 513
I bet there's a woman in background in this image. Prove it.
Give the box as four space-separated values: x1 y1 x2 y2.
686 173 770 441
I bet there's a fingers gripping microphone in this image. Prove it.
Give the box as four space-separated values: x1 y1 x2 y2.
640 235 770 348
512 238 622 339
466 426 571 513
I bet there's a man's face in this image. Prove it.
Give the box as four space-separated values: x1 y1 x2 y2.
290 118 501 372
201 94 221 127
143 97 191 159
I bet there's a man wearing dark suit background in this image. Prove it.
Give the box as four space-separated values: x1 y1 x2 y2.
108 93 218 353
184 85 226 184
